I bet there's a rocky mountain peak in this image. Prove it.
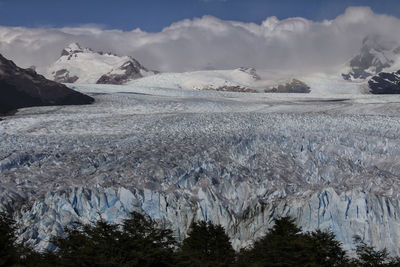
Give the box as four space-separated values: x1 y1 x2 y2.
0 53 18 71
342 35 400 81
237 67 261 80
60 42 85 56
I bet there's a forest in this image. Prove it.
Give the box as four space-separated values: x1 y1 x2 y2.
1 212 399 267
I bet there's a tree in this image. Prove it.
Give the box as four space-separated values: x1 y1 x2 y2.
0 212 18 266
51 212 176 267
237 216 349 267
118 211 177 267
177 221 235 267
0 211 52 267
351 236 400 267
306 229 348 267
238 216 309 267
269 216 302 237
51 219 122 266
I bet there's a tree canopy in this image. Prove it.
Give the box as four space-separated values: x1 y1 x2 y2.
1 212 400 267
177 220 235 267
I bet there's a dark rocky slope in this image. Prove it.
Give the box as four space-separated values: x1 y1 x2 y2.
264 79 310 93
96 60 151 85
0 54 94 115
368 70 400 94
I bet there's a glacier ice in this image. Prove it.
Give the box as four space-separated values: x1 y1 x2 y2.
1 88 400 255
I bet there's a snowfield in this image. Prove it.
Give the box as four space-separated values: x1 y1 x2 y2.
1 82 400 255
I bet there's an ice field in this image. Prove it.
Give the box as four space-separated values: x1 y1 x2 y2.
1 83 400 255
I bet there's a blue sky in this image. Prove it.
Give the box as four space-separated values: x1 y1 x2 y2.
1 0 400 32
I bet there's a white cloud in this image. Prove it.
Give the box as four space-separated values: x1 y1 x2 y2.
1 6 400 75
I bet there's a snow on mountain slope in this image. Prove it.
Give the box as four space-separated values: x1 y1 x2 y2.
45 43 155 84
2 86 400 255
339 34 400 94
68 69 363 96
124 67 260 91
44 44 365 95
123 68 348 94
301 72 366 95
342 35 400 81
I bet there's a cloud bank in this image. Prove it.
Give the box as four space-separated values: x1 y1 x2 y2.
1 7 400 74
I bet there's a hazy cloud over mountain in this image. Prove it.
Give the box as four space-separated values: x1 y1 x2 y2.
1 6 400 74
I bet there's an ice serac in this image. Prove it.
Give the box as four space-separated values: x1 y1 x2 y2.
46 43 156 84
0 53 94 115
342 35 400 81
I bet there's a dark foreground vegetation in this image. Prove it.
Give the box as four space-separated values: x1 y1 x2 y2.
1 212 399 267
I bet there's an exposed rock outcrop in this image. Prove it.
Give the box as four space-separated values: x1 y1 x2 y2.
97 60 155 85
264 79 310 93
0 54 94 115
237 67 261 81
368 70 400 94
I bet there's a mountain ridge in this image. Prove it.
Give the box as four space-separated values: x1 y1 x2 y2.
0 53 94 115
342 35 400 81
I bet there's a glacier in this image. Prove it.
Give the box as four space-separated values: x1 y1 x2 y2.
1 84 400 255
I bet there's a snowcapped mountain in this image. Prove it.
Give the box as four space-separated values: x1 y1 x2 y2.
43 41 380 94
45 47 314 94
342 35 400 81
337 34 400 94
0 53 93 114
45 43 156 84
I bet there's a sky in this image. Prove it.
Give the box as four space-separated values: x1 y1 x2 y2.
1 1 400 74
0 0 400 32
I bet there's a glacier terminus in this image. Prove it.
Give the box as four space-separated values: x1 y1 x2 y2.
1 83 400 256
